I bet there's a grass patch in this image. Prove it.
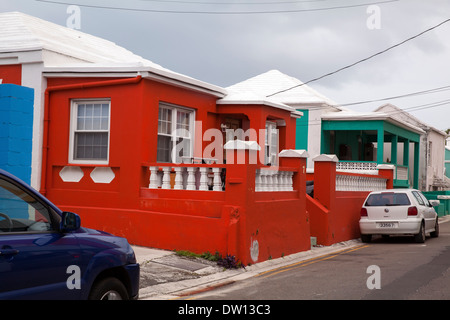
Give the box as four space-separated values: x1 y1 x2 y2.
174 250 243 269
174 250 221 262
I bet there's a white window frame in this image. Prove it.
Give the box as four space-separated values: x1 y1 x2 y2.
157 103 195 163
69 99 111 165
265 121 279 166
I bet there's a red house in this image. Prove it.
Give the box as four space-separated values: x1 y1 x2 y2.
0 12 310 265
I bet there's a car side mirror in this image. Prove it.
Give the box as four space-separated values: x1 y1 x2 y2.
429 200 440 207
60 211 81 232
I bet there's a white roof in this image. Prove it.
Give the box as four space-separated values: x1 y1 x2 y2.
374 103 447 137
0 12 226 97
224 70 339 107
0 12 159 66
217 89 303 116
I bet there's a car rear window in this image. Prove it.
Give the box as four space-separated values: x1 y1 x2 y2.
365 192 411 206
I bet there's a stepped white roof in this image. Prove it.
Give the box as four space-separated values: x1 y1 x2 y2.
0 11 226 96
0 11 160 67
374 103 446 136
225 69 339 107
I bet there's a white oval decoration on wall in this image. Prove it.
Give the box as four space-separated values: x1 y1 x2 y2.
90 167 115 184
59 166 84 182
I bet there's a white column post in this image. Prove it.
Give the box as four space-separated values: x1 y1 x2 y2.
212 167 222 191
174 167 184 190
186 167 196 190
149 166 159 189
255 169 262 192
199 167 209 191
161 167 171 189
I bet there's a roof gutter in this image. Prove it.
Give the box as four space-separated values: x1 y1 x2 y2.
43 66 228 98
40 75 142 196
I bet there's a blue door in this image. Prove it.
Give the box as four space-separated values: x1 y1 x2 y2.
0 176 82 299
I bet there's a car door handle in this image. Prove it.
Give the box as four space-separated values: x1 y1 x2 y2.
0 248 19 256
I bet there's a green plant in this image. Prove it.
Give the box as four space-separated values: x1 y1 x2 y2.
217 254 243 269
201 251 221 262
174 250 201 258
174 250 243 269
174 250 221 261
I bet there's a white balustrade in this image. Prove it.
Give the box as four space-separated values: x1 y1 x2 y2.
150 165 386 193
336 174 386 192
256 168 294 192
148 165 224 191
333 161 392 191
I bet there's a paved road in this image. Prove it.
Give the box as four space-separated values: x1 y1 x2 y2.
186 219 450 300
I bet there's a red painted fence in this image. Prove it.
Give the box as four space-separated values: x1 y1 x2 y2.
307 155 394 246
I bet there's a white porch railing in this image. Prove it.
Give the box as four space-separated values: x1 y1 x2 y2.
148 165 224 191
255 168 294 192
337 161 409 182
336 161 378 173
336 174 387 192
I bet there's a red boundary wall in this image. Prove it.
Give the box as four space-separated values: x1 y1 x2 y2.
54 150 310 266
307 157 394 246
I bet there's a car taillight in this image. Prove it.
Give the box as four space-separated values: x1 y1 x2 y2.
408 206 418 216
360 208 368 217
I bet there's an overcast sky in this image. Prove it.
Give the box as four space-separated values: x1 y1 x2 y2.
2 0 450 131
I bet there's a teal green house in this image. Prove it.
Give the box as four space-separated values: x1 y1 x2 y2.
320 111 424 189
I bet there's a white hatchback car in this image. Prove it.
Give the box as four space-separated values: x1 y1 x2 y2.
359 189 440 243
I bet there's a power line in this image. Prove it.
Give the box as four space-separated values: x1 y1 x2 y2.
35 0 398 14
267 83 450 112
267 17 450 97
296 98 450 128
337 85 450 107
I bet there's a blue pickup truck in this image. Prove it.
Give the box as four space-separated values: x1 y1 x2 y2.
0 169 139 300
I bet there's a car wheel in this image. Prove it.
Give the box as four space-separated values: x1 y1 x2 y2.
89 277 129 300
414 222 426 243
430 218 439 238
361 234 372 243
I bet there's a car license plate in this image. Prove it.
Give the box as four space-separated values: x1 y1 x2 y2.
377 222 397 228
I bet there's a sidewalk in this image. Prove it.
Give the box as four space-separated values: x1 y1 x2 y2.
133 239 363 300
